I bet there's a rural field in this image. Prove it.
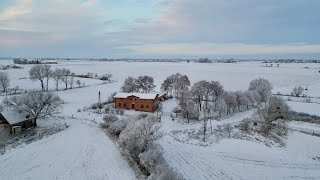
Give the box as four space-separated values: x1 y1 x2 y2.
0 59 320 180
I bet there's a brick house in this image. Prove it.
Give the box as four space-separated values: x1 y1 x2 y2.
114 92 166 112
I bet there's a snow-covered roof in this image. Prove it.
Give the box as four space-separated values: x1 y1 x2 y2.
114 92 165 100
0 110 34 125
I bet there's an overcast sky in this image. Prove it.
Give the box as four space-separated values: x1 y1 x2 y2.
0 0 319 58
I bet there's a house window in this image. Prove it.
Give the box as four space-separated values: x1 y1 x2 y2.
146 105 149 109
130 98 132 100
124 103 126 107
141 104 144 109
118 103 121 107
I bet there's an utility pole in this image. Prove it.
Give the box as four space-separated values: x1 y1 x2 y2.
98 91 102 113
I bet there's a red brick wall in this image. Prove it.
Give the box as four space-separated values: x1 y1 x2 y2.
115 95 159 112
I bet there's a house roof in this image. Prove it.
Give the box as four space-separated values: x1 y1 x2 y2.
114 92 165 100
0 110 33 125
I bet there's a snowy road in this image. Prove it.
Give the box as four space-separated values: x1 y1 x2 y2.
160 100 320 180
0 119 136 180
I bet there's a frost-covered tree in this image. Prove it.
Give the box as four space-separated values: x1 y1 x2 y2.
119 115 161 160
61 68 71 90
248 78 273 103
76 80 81 87
68 73 75 89
0 72 10 92
259 96 290 125
52 68 64 91
292 86 304 97
179 88 199 122
223 91 237 114
29 65 47 91
136 75 156 93
100 74 112 83
191 80 208 111
3 92 63 126
43 65 52 91
121 76 138 93
161 73 190 98
210 81 224 101
161 76 174 96
217 98 228 117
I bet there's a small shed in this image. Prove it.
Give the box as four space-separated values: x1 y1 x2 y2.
0 111 36 134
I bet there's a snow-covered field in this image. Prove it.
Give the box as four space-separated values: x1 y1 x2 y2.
0 59 320 179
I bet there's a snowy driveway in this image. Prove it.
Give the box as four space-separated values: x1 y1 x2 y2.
0 119 136 180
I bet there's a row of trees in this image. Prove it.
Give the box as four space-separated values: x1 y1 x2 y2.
121 75 156 93
161 73 273 123
29 65 83 91
0 72 10 92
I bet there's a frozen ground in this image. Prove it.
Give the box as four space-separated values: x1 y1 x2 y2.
0 118 136 180
0 59 320 179
160 100 320 180
288 101 320 116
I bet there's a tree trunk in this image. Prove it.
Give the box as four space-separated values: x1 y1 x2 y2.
46 79 49 91
41 80 44 91
56 81 59 91
34 118 38 127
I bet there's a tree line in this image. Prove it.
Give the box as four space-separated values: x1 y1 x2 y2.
29 65 84 91
160 73 273 122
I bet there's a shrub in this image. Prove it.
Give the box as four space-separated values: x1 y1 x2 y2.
239 118 251 132
102 114 119 126
108 118 129 136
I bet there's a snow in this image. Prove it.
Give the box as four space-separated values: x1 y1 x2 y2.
287 101 320 116
114 92 158 99
0 118 136 180
1 59 320 179
0 110 33 125
159 99 320 179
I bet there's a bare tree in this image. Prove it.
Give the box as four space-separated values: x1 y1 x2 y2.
215 98 227 117
292 86 304 97
76 80 81 87
223 91 237 114
249 78 273 103
191 80 207 111
259 96 290 125
61 68 71 90
161 76 174 96
3 92 63 126
29 65 46 91
0 72 10 92
136 75 156 93
177 75 191 98
69 73 75 89
179 88 199 123
121 76 138 93
100 74 112 83
52 68 64 91
43 65 52 91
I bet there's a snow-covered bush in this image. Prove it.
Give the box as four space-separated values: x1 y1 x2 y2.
239 118 251 132
101 114 119 128
119 115 162 161
140 145 183 180
292 86 304 97
108 118 130 136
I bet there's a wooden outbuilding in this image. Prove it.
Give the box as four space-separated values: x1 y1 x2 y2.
114 92 167 112
0 111 36 134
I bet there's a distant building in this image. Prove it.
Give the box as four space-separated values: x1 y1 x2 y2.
114 92 167 112
41 60 58 64
0 111 36 134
